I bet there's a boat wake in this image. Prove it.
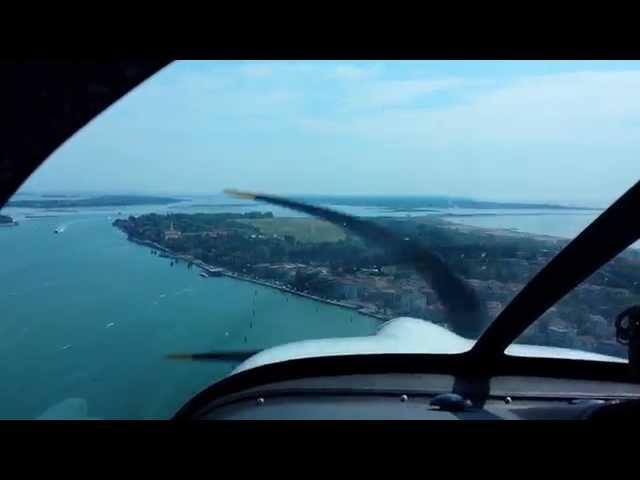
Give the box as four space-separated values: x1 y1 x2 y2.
54 218 87 234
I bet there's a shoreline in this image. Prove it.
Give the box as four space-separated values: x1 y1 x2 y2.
436 217 640 252
115 212 586 321
123 234 389 321
434 216 570 243
221 270 390 321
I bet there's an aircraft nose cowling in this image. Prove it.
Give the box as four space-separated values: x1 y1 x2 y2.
231 317 474 375
230 316 625 376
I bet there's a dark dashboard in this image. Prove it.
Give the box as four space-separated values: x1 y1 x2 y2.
188 373 640 420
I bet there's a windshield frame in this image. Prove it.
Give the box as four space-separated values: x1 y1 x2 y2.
471 179 640 361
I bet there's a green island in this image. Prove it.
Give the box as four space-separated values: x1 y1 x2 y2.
113 212 640 357
7 195 182 209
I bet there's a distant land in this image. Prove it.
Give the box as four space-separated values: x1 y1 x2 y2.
168 203 249 209
297 195 597 211
7 195 183 209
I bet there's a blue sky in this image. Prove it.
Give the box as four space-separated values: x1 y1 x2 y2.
22 60 640 206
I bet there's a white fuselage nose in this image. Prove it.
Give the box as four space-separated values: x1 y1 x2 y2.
232 317 624 375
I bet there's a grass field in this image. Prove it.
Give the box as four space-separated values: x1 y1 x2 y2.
240 217 346 243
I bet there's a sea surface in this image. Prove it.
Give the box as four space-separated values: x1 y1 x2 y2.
0 195 627 419
0 211 379 419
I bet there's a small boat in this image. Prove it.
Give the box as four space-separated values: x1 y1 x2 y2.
207 268 223 277
200 272 208 278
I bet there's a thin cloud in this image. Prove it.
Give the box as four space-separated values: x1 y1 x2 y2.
331 64 374 80
240 63 274 77
303 70 640 147
348 78 465 110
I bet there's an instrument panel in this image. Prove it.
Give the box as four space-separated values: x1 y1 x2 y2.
194 373 640 420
